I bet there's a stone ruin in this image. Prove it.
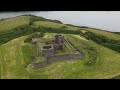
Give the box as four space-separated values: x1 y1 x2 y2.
42 34 65 57
32 34 83 68
55 34 64 44
53 35 65 50
41 45 54 57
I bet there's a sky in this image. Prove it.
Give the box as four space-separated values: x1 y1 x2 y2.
0 11 120 32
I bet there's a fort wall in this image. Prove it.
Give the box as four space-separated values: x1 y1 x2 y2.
31 34 83 68
33 60 47 68
32 53 83 68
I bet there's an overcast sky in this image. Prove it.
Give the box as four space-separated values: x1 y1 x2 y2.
0 11 120 32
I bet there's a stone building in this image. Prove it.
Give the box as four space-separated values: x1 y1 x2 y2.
41 45 54 57
55 34 64 44
32 34 83 68
53 44 64 51
54 35 65 50
41 34 65 57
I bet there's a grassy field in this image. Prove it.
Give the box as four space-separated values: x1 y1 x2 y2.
0 33 120 79
33 21 80 30
0 36 34 79
0 16 30 32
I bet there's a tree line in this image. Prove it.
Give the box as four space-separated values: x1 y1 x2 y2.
81 31 120 53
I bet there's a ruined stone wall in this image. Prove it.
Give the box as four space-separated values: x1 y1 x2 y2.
33 54 83 68
32 60 47 68
42 47 54 57
46 54 83 62
55 35 64 44
33 53 83 68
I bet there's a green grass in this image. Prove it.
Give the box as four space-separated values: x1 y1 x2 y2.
66 35 98 66
0 33 120 79
55 47 70 55
0 36 34 79
33 21 65 29
0 16 31 32
85 28 120 40
21 43 35 68
33 21 80 30
32 38 41 42
64 40 75 53
43 33 55 39
36 57 44 63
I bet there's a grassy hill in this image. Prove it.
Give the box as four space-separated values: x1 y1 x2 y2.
33 21 80 30
0 34 120 79
0 16 31 32
0 15 120 79
84 28 120 40
33 21 120 40
0 36 34 78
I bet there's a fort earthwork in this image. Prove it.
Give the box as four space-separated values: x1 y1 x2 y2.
31 34 83 68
